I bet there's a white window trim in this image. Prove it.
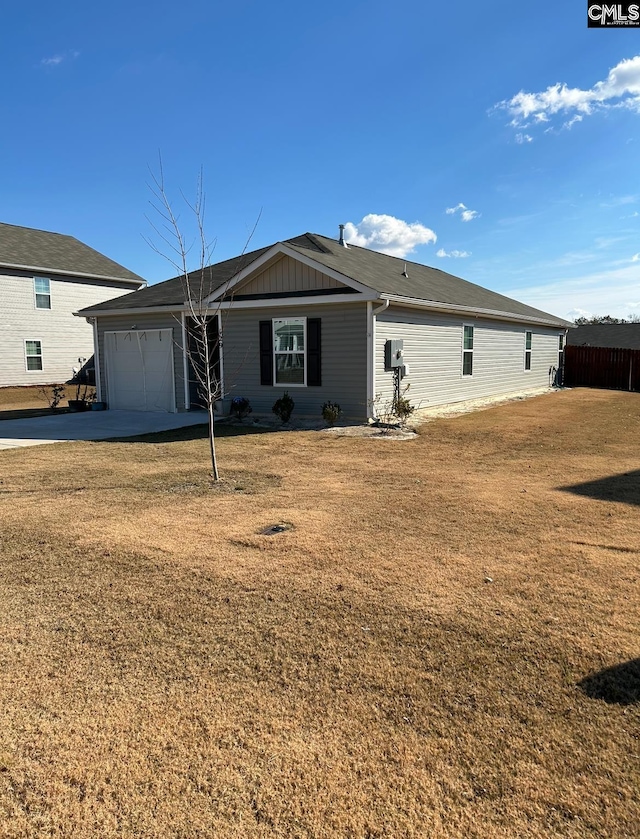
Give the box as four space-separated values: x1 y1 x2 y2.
462 323 474 377
24 338 43 373
524 330 532 372
272 316 307 388
34 277 51 310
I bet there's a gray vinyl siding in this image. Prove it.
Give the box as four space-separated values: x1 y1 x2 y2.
95 313 186 410
375 306 563 410
0 270 139 387
222 303 368 419
237 255 343 295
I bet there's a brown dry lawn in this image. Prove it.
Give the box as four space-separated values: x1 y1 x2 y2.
0 388 638 838
0 386 95 418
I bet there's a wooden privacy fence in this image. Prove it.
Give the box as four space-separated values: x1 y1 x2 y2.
564 345 640 392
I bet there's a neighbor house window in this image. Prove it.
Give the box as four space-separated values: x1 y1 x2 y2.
273 317 306 385
558 334 564 366
525 331 532 371
34 277 51 309
462 325 474 376
25 340 43 371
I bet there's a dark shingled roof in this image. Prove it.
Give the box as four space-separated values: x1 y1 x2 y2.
0 222 144 285
82 245 273 312
567 323 640 350
81 232 570 326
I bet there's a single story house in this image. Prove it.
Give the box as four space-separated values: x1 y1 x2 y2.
78 230 572 419
0 222 145 387
566 323 640 350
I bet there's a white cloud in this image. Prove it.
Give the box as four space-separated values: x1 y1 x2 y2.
494 54 640 135
436 248 471 258
566 308 593 321
445 202 480 222
601 194 637 208
40 50 79 68
41 55 64 66
631 253 640 262
515 133 533 144
342 214 436 257
506 262 640 321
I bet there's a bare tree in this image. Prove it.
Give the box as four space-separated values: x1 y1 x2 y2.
145 160 259 481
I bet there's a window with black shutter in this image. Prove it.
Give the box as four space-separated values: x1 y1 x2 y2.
260 317 321 386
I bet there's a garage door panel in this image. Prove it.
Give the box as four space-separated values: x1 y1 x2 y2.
105 329 175 412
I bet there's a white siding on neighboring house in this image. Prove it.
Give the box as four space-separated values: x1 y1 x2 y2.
374 306 562 411
0 272 137 387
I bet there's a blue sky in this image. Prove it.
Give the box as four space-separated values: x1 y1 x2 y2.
2 1 640 320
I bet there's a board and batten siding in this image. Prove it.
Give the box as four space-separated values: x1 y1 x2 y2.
222 302 368 418
236 255 343 296
375 307 563 410
0 271 138 387
95 313 187 410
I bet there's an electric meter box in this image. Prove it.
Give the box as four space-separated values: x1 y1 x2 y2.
385 339 404 369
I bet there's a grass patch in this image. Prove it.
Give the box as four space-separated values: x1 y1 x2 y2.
0 389 638 838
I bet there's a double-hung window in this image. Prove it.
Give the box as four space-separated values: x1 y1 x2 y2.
25 340 43 372
462 325 474 376
273 318 306 385
34 277 51 309
525 331 532 371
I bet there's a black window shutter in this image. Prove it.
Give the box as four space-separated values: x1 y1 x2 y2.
307 318 321 386
259 321 273 385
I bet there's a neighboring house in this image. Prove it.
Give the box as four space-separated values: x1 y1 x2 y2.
566 323 640 350
78 231 572 418
0 222 145 387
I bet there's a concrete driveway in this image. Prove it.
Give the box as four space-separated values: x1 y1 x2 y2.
0 410 209 450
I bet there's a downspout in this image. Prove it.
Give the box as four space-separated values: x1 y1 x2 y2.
368 299 390 420
89 317 102 403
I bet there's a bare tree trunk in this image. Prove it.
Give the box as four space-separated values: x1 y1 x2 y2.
145 157 259 483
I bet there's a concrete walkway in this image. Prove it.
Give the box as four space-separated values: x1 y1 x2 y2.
0 410 208 450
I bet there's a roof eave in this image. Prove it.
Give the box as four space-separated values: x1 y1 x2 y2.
0 260 145 287
76 303 184 317
380 294 572 328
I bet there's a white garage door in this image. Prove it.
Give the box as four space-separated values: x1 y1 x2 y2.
105 329 176 412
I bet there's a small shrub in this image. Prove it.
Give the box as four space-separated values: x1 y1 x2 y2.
39 384 65 411
322 400 342 426
230 396 252 420
393 395 414 423
370 384 415 429
272 392 294 424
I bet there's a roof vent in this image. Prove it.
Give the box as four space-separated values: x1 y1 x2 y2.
338 224 349 248
402 263 409 278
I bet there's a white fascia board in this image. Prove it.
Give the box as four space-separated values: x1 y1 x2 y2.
216 292 375 309
74 304 182 318
76 291 376 318
380 294 572 329
0 261 145 287
204 242 376 303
